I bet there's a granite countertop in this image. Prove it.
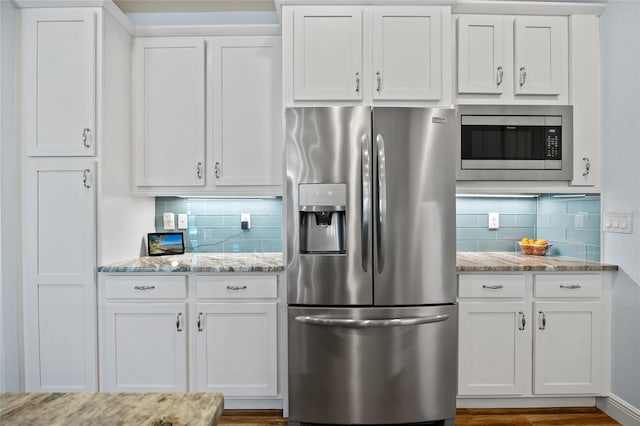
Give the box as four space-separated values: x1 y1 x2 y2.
0 392 223 426
98 252 284 273
457 252 619 272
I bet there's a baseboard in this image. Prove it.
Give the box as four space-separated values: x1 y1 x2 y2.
597 394 640 426
222 398 284 410
457 396 597 408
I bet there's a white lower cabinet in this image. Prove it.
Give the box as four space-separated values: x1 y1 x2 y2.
99 273 280 401
458 273 608 400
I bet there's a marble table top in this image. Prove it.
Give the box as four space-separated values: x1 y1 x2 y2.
98 252 284 273
457 252 618 272
0 392 224 426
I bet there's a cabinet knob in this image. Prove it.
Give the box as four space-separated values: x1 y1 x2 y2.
582 157 591 177
496 66 503 86
519 66 527 87
82 128 91 148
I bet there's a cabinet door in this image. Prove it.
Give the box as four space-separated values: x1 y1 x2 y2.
133 37 206 187
534 301 602 394
21 8 96 156
457 15 505 94
372 6 442 100
195 303 278 396
458 302 530 395
514 17 567 95
293 6 363 100
211 37 282 187
103 303 187 392
24 158 96 391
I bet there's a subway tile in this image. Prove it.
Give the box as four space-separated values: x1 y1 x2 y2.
194 215 224 228
536 227 566 243
458 228 497 241
476 198 500 214
537 196 566 214
536 213 551 228
586 245 601 262
478 240 517 252
456 214 479 227
496 227 535 240
456 198 479 214
262 239 283 252
496 198 536 214
550 213 575 229
251 215 283 227
587 214 601 230
567 229 601 246
499 214 517 227
550 242 586 260
567 199 601 214
456 240 479 251
244 228 282 240
223 239 262 253
515 214 536 228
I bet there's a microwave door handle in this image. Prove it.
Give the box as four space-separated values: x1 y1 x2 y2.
376 134 387 273
361 133 370 272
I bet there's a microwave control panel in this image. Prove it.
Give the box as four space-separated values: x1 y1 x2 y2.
545 127 562 160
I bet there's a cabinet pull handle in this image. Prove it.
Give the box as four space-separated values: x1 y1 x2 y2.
355 72 360 94
227 285 247 291
134 285 155 291
519 66 527 87
214 162 221 179
519 311 526 331
538 311 546 330
176 313 183 332
82 128 91 148
196 162 203 179
197 312 203 332
482 284 503 290
82 169 91 189
582 157 591 177
376 71 381 93
496 66 503 86
560 284 582 289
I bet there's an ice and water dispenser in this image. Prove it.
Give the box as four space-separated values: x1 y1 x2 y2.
299 183 347 254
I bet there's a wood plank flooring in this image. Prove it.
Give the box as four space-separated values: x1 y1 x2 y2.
218 407 620 426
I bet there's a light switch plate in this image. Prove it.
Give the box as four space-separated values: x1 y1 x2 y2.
163 212 175 230
178 214 188 229
603 211 633 234
488 212 500 230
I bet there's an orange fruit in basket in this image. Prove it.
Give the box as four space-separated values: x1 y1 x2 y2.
521 237 530 244
535 239 548 246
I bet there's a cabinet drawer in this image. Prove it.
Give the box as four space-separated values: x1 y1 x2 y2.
534 274 601 298
104 275 187 299
459 274 525 298
197 275 277 299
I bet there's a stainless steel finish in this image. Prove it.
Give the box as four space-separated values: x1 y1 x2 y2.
288 305 457 425
582 157 591 176
226 285 247 291
496 65 503 86
560 284 582 289
82 169 91 189
214 161 221 179
375 133 387 274
520 66 527 86
539 311 547 330
197 312 203 332
294 313 449 328
134 285 155 291
82 128 91 148
372 108 456 305
376 70 381 92
457 105 573 181
355 71 360 93
519 311 526 330
176 313 183 332
361 133 370 272
483 284 504 290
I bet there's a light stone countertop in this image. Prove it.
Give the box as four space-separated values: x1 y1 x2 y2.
457 252 618 272
0 392 224 426
98 252 284 273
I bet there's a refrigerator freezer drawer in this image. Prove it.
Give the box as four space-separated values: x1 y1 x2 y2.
288 304 458 425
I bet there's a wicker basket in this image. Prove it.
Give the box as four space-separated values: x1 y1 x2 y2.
519 242 552 256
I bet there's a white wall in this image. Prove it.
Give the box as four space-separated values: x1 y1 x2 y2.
600 0 640 410
0 0 23 391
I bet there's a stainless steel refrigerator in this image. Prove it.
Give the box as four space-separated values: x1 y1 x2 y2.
285 107 457 426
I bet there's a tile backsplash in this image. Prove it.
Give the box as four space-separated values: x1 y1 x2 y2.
155 197 282 253
456 194 601 261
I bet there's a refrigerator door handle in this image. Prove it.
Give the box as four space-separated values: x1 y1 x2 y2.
294 314 449 328
361 133 371 272
375 133 387 273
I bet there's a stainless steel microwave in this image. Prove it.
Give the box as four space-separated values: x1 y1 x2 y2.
457 105 573 181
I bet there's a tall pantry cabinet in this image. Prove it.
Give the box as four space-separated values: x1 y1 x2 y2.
18 5 143 392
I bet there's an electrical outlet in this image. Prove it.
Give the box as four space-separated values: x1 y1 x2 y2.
178 214 188 229
163 212 175 230
488 212 500 230
574 212 587 229
241 213 251 230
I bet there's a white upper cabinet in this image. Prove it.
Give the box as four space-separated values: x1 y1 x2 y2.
457 14 568 104
21 8 96 156
293 6 363 101
133 37 206 187
210 37 283 187
372 7 442 100
286 5 449 105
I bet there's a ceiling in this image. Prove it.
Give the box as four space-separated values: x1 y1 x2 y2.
113 0 277 13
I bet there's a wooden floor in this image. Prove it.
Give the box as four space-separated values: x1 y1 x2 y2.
218 407 620 426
